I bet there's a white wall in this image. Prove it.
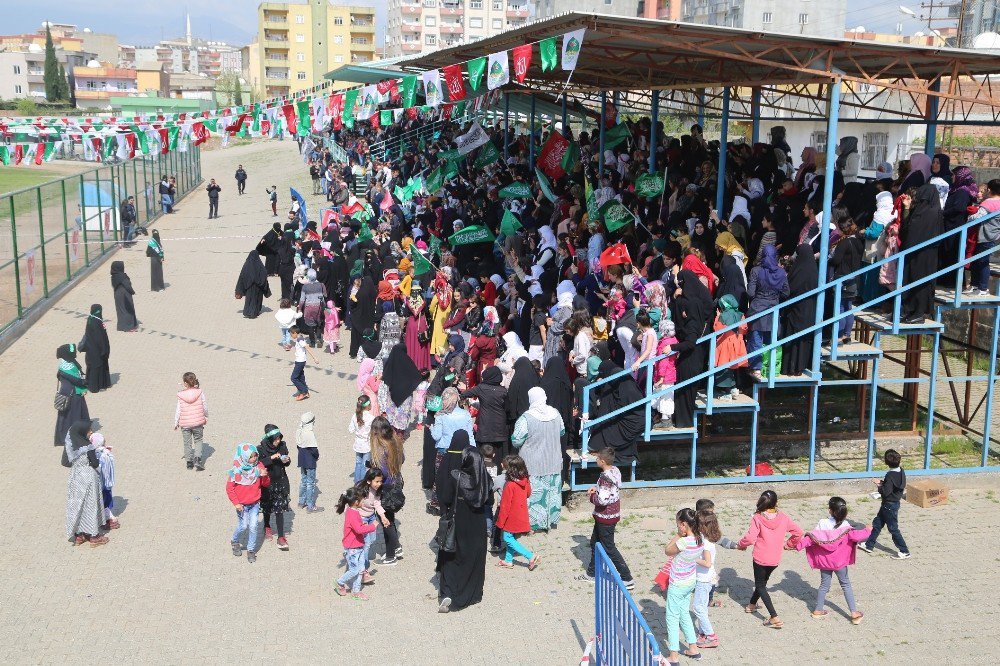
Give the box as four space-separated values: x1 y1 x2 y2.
760 121 916 179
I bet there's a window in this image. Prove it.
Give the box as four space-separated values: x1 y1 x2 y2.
13 65 21 74
762 12 772 23
471 0 483 7
116 81 128 91
862 132 889 170
493 0 503 8
351 37 369 44
798 13 808 24
470 17 483 27
604 0 612 4
423 0 437 6
14 84 22 94
810 131 827 153
297 71 307 80
334 17 344 25
492 18 503 29
425 16 437 25
86 80 97 90
426 34 437 45
295 34 305 42
295 15 304 23
334 55 344 63
297 53 305 61
334 35 343 44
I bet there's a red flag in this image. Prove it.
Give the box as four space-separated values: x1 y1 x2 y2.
599 243 632 269
157 128 170 154
442 64 465 102
281 104 297 131
13 144 24 165
389 79 400 102
512 44 533 84
321 208 339 230
191 122 210 146
342 199 364 216
376 79 393 95
405 107 418 120
34 143 44 165
380 191 394 212
125 133 137 158
261 119 272 135
441 103 453 120
226 113 249 133
536 131 569 180
370 112 380 131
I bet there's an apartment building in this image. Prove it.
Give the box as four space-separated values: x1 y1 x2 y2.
72 64 138 109
250 1 376 98
384 0 532 57
680 0 846 37
535 0 643 21
0 44 93 101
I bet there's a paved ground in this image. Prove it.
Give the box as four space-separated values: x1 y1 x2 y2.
3 140 1000 664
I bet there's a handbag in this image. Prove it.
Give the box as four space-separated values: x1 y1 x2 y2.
435 491 460 553
381 479 406 513
54 386 70 412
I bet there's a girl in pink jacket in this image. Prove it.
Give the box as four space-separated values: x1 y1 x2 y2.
795 497 871 624
737 490 803 629
174 372 208 470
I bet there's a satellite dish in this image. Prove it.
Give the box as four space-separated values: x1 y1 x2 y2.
87 59 101 67
851 25 866 33
973 31 1000 49
83 28 92 33
27 44 43 53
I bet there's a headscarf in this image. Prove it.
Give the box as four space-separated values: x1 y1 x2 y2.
507 356 540 422
715 231 744 257
758 245 787 292
681 253 716 296
675 269 714 339
645 281 666 310
377 279 395 302
525 386 560 422
65 419 94 464
261 424 282 454
434 272 453 310
930 177 950 209
909 152 932 182
952 166 979 200
795 147 817 185
236 251 267 292
729 195 751 224
357 358 377 392
933 153 952 180
481 365 503 386
538 225 558 253
452 438 492 509
440 386 460 414
360 328 382 360
587 355 602 381
296 412 317 449
110 260 131 292
306 268 317 282
903 184 945 249
788 243 820 297
480 306 500 335
718 293 742 326
874 191 897 226
227 443 261 485
876 162 893 180
836 136 858 170
501 331 527 361
56 342 82 373
383 342 423 406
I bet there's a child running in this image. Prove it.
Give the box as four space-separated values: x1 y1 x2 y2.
795 497 871 624
336 486 378 600
859 449 910 559
737 490 803 629
226 443 269 563
289 326 319 401
663 508 705 663
495 455 539 571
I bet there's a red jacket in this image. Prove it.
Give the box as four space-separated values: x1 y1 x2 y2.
496 476 531 534
225 464 270 506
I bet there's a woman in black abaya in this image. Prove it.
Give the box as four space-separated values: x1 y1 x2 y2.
900 184 945 323
257 222 283 276
349 275 377 359
587 360 644 465
81 304 111 392
110 261 138 332
671 269 713 428
506 356 540 453
146 229 165 291
435 435 492 613
235 250 271 319
781 244 819 376
540 356 573 452
54 343 90 447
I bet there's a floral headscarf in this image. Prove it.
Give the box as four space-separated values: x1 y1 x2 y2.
228 443 261 485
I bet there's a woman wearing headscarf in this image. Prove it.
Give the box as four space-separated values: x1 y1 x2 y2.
429 273 453 362
511 386 565 531
940 166 978 271
379 342 423 434
349 274 377 359
461 365 509 455
429 387 475 512
258 222 283 276
298 268 327 348
375 279 397 321
403 285 431 372
81 304 111 392
496 330 528 387
689 219 718 268
715 232 749 311
540 356 574 454
681 248 718 297
468 307 499 384
64 420 107 547
54 343 90 447
506 355 540 429
145 229 165 291
357 328 383 365
544 289 575 365
671 269 714 428
794 147 817 192
435 436 492 613
900 152 931 193
835 136 860 184
746 245 789 378
932 153 953 186
110 261 138 331
587 360 644 465
234 250 270 319
259 424 292 549
378 311 403 360
900 184 945 323
781 244 819 376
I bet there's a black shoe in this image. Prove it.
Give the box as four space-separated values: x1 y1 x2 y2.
195 457 205 471
186 460 194 470
902 315 924 324
426 502 441 516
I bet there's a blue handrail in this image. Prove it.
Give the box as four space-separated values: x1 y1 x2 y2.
578 208 1000 459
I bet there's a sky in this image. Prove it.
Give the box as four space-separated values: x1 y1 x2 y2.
2 0 940 48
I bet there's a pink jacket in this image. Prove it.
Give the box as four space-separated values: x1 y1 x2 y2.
738 511 803 567
654 336 678 385
175 388 208 429
795 526 872 570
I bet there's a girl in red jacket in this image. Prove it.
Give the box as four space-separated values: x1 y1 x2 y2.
737 490 803 629
226 443 269 564
495 455 540 571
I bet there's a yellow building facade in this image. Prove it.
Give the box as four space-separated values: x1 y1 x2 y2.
255 1 375 98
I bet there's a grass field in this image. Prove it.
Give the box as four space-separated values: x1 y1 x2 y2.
0 168 68 197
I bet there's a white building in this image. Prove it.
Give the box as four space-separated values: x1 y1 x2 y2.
681 0 847 37
385 0 533 57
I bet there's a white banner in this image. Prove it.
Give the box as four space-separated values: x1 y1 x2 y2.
455 122 490 155
487 51 509 90
562 29 586 71
422 69 443 107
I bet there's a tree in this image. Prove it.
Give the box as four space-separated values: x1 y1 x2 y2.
43 25 63 102
56 63 70 101
234 79 243 107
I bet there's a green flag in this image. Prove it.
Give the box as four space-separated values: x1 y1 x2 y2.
467 57 487 92
168 126 180 151
410 245 436 276
380 109 392 126
449 224 496 246
599 199 636 233
401 75 418 108
443 158 460 181
500 208 522 237
342 89 358 122
204 118 219 132
437 148 461 162
0 145 9 166
136 130 150 155
429 233 442 258
635 171 665 198
535 167 557 203
560 140 580 173
603 122 631 150
454 100 467 118
296 100 311 135
499 181 532 199
102 136 116 160
425 167 444 194
473 141 500 169
540 37 558 72
585 177 599 222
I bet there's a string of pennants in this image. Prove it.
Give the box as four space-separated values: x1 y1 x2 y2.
0 29 586 168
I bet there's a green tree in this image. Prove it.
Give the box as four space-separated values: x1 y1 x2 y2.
16 98 38 115
43 25 62 102
56 63 70 101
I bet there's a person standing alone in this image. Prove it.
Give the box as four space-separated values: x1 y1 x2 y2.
235 165 248 195
207 179 222 219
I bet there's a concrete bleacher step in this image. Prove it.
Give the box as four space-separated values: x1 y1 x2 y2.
695 393 758 411
752 372 818 384
822 342 883 358
647 424 697 438
935 288 1000 305
856 312 944 332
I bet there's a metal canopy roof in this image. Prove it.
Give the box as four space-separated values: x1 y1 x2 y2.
399 13 1000 115
323 56 410 85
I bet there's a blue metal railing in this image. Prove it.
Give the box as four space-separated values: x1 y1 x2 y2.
593 542 661 665
579 208 1000 465
368 110 488 160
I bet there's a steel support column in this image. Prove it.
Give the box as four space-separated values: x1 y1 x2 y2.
649 90 659 174
751 87 762 144
529 94 536 167
599 91 607 175
715 88 730 212
503 93 510 161
925 79 940 157
812 80 841 372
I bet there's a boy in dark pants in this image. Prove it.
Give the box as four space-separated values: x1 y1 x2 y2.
289 326 319 401
860 449 911 559
576 448 634 589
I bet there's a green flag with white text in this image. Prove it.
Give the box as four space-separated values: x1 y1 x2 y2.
467 57 487 92
603 122 631 150
401 75 418 108
499 181 532 199
425 167 444 194
540 37 558 72
599 198 636 233
635 171 665 198
410 245 436 276
449 224 496 246
535 167 556 203
500 208 522 237
473 141 500 169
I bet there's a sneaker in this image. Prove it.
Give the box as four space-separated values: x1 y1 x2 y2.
857 543 873 554
232 542 243 557
962 285 977 295
307 506 325 513
362 572 376 585
696 634 719 649
186 459 194 469
336 584 349 596
277 536 289 551
895 551 911 560
291 392 301 398
622 578 635 590
438 597 452 613
247 551 257 564
379 555 399 566
352 591 370 601
264 527 274 541
295 393 310 401
575 573 595 583
394 546 404 558
195 457 204 471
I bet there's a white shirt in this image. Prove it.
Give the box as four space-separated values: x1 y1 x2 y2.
348 411 374 453
696 540 718 583
294 337 308 363
816 517 850 531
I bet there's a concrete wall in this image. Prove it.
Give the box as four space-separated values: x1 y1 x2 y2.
0 52 29 99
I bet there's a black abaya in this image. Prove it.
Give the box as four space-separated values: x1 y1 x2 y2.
587 360 644 465
539 356 573 449
506 356 540 425
781 244 819 376
421 412 438 489
383 342 423 407
54 344 90 447
258 223 283 276
717 255 747 311
110 261 138 331
350 276 377 357
672 269 714 428
901 184 945 320
82 304 111 392
235 250 271 318
146 230 164 291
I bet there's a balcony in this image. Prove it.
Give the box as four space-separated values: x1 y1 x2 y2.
401 3 422 14
263 13 288 26
506 6 528 17
265 55 289 63
440 4 465 15
401 22 422 33
350 20 375 32
400 42 422 53
439 24 464 34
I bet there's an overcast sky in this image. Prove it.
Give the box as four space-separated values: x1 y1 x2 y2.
5 0 937 48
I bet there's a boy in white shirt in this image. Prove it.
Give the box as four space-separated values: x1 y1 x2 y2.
290 326 319 401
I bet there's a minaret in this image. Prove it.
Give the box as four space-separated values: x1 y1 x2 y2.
186 11 192 45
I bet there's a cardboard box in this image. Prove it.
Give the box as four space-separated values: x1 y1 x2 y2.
906 479 949 508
